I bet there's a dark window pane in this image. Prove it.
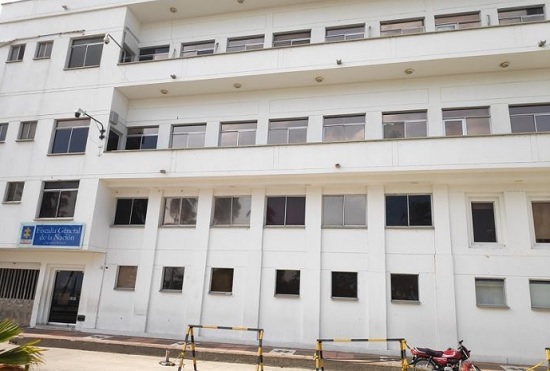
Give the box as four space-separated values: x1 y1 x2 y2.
39 192 60 218
511 116 536 133
332 272 357 298
141 135 158 149
107 130 120 151
386 196 408 226
125 136 141 150
266 197 286 225
213 198 232 225
409 195 432 226
533 202 550 243
131 199 148 225
391 274 419 301
472 202 497 242
162 267 184 291
68 46 85 68
68 127 89 153
232 197 251 225
210 268 234 293
57 191 77 217
275 270 300 295
384 122 405 138
51 130 71 154
5 182 24 202
114 199 132 225
323 196 344 226
288 128 307 143
180 198 198 225
344 195 366 225
286 197 306 225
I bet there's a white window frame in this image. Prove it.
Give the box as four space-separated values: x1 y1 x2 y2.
380 19 425 36
7 44 25 62
509 104 550 133
219 121 257 147
181 40 216 57
498 6 545 25
273 31 311 47
35 41 53 59
529 280 550 309
475 278 508 308
322 194 367 227
443 107 491 136
325 24 365 42
227 35 264 52
467 196 504 248
170 124 206 149
383 111 428 139
267 118 308 145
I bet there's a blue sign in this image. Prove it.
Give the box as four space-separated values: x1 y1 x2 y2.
19 224 85 248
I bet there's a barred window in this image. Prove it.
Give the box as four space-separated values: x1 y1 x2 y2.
0 269 39 300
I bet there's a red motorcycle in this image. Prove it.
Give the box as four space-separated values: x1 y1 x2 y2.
410 340 481 371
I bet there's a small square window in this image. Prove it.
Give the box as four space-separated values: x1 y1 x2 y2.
161 267 184 291
116 266 137 289
322 195 366 226
391 274 419 301
212 196 251 226
532 202 550 243
529 280 550 309
4 182 24 202
266 196 306 226
7 44 25 62
114 198 148 225
163 197 198 225
210 268 234 293
38 181 79 218
275 269 300 296
471 202 497 243
0 123 8 142
18 121 37 140
475 278 506 307
35 41 53 59
386 194 432 227
332 272 358 299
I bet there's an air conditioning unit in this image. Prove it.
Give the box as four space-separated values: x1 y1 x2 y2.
109 111 119 125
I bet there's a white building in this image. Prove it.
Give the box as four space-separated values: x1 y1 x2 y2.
1 0 549 364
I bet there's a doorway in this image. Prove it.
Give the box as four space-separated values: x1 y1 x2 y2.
48 270 83 324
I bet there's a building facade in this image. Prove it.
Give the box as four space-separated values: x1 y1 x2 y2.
1 0 549 364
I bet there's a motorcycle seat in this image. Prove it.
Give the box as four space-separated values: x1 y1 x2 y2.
416 347 444 357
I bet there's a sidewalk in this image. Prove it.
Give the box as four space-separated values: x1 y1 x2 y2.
11 327 512 371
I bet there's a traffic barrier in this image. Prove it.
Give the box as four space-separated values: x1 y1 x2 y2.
177 324 264 371
314 337 408 371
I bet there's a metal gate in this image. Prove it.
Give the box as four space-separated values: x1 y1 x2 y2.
0 268 40 326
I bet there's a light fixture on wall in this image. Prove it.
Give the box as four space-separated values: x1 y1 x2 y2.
170 7 177 13
404 68 414 75
61 5 69 10
74 108 106 140
499 61 510 68
315 76 324 83
233 82 242 89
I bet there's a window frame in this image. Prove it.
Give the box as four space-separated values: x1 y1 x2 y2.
498 6 545 25
509 104 550 133
273 31 311 47
138 45 170 61
435 12 481 31
443 107 491 136
275 269 301 297
475 278 508 308
380 18 425 36
0 123 8 142
18 121 37 141
227 35 265 52
115 265 138 290
219 121 257 147
35 41 53 60
470 201 498 244
162 197 198 226
209 267 234 294
390 273 419 302
325 24 365 42
67 36 104 69
383 111 428 139
50 119 90 154
331 271 358 299
531 200 550 244
322 194 367 227
267 118 308 145
212 196 252 226
161 267 185 292
7 44 25 62
265 196 306 226
181 40 216 57
385 194 433 227
4 182 25 203
323 114 365 142
113 198 149 226
529 280 550 309
125 127 159 150
467 196 503 247
170 124 206 149
38 180 79 219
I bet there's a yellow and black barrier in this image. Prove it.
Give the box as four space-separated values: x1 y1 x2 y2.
547 347 550 371
314 337 408 371
177 324 265 371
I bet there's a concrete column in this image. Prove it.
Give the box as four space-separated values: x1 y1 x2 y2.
205 121 220 147
157 123 171 150
311 26 325 44
366 111 382 140
428 87 443 137
308 115 323 143
491 103 511 135
503 191 530 251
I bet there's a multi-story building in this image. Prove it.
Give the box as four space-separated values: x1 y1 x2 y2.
1 0 549 364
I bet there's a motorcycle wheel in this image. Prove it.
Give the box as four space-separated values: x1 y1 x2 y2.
411 359 437 371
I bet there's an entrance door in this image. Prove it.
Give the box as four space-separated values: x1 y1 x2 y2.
48 270 83 324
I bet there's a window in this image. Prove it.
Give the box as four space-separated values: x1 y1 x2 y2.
18 121 37 140
471 202 497 243
120 47 136 64
38 181 79 218
0 123 7 142
391 274 419 301
332 272 358 299
212 196 251 226
7 44 25 62
475 278 506 307
386 194 432 227
435 12 481 31
509 104 550 133
529 280 550 309
273 31 311 47
125 127 158 150
498 6 545 25
380 19 425 36
322 195 366 227
181 41 215 57
67 37 104 68
51 119 89 154
4 182 24 202
210 268 234 293
532 202 550 243
171 124 206 149
219 122 256 146
266 196 306 226
114 198 148 225
383 111 427 138
268 118 308 144
161 267 184 291
443 107 491 136
326 25 365 42
138 45 169 61
106 129 121 151
323 115 365 142
35 41 53 59
275 270 300 296
163 197 198 225
227 36 264 52
116 266 137 290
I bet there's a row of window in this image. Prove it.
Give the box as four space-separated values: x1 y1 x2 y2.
6 6 545 65
4 180 549 243
114 265 550 309
1 104 548 154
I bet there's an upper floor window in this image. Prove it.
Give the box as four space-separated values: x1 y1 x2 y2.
51 120 89 154
116 266 137 290
67 37 103 68
35 41 53 59
106 129 121 151
380 18 425 36
332 271 358 299
509 104 550 133
38 180 79 218
18 121 37 141
273 31 311 47
275 269 301 296
529 280 550 309
162 197 198 226
161 267 185 292
391 274 419 301
268 118 308 145
475 278 507 308
114 198 148 225
212 196 251 226
386 194 432 227
4 182 24 203
532 201 550 243
227 36 264 52
219 122 256 147
383 111 427 139
266 196 306 226
443 107 491 136
125 127 158 150
0 123 7 142
171 124 206 149
7 44 25 62
435 12 481 31
210 267 234 294
498 6 545 25
138 45 169 61
325 25 365 42
323 115 365 142
181 41 215 57
322 195 367 227
471 201 497 243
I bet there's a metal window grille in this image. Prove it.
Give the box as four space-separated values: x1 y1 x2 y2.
0 269 39 300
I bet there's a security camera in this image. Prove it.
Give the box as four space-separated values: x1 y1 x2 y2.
103 34 110 45
74 108 85 118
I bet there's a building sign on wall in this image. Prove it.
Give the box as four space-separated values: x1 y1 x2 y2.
19 224 85 248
